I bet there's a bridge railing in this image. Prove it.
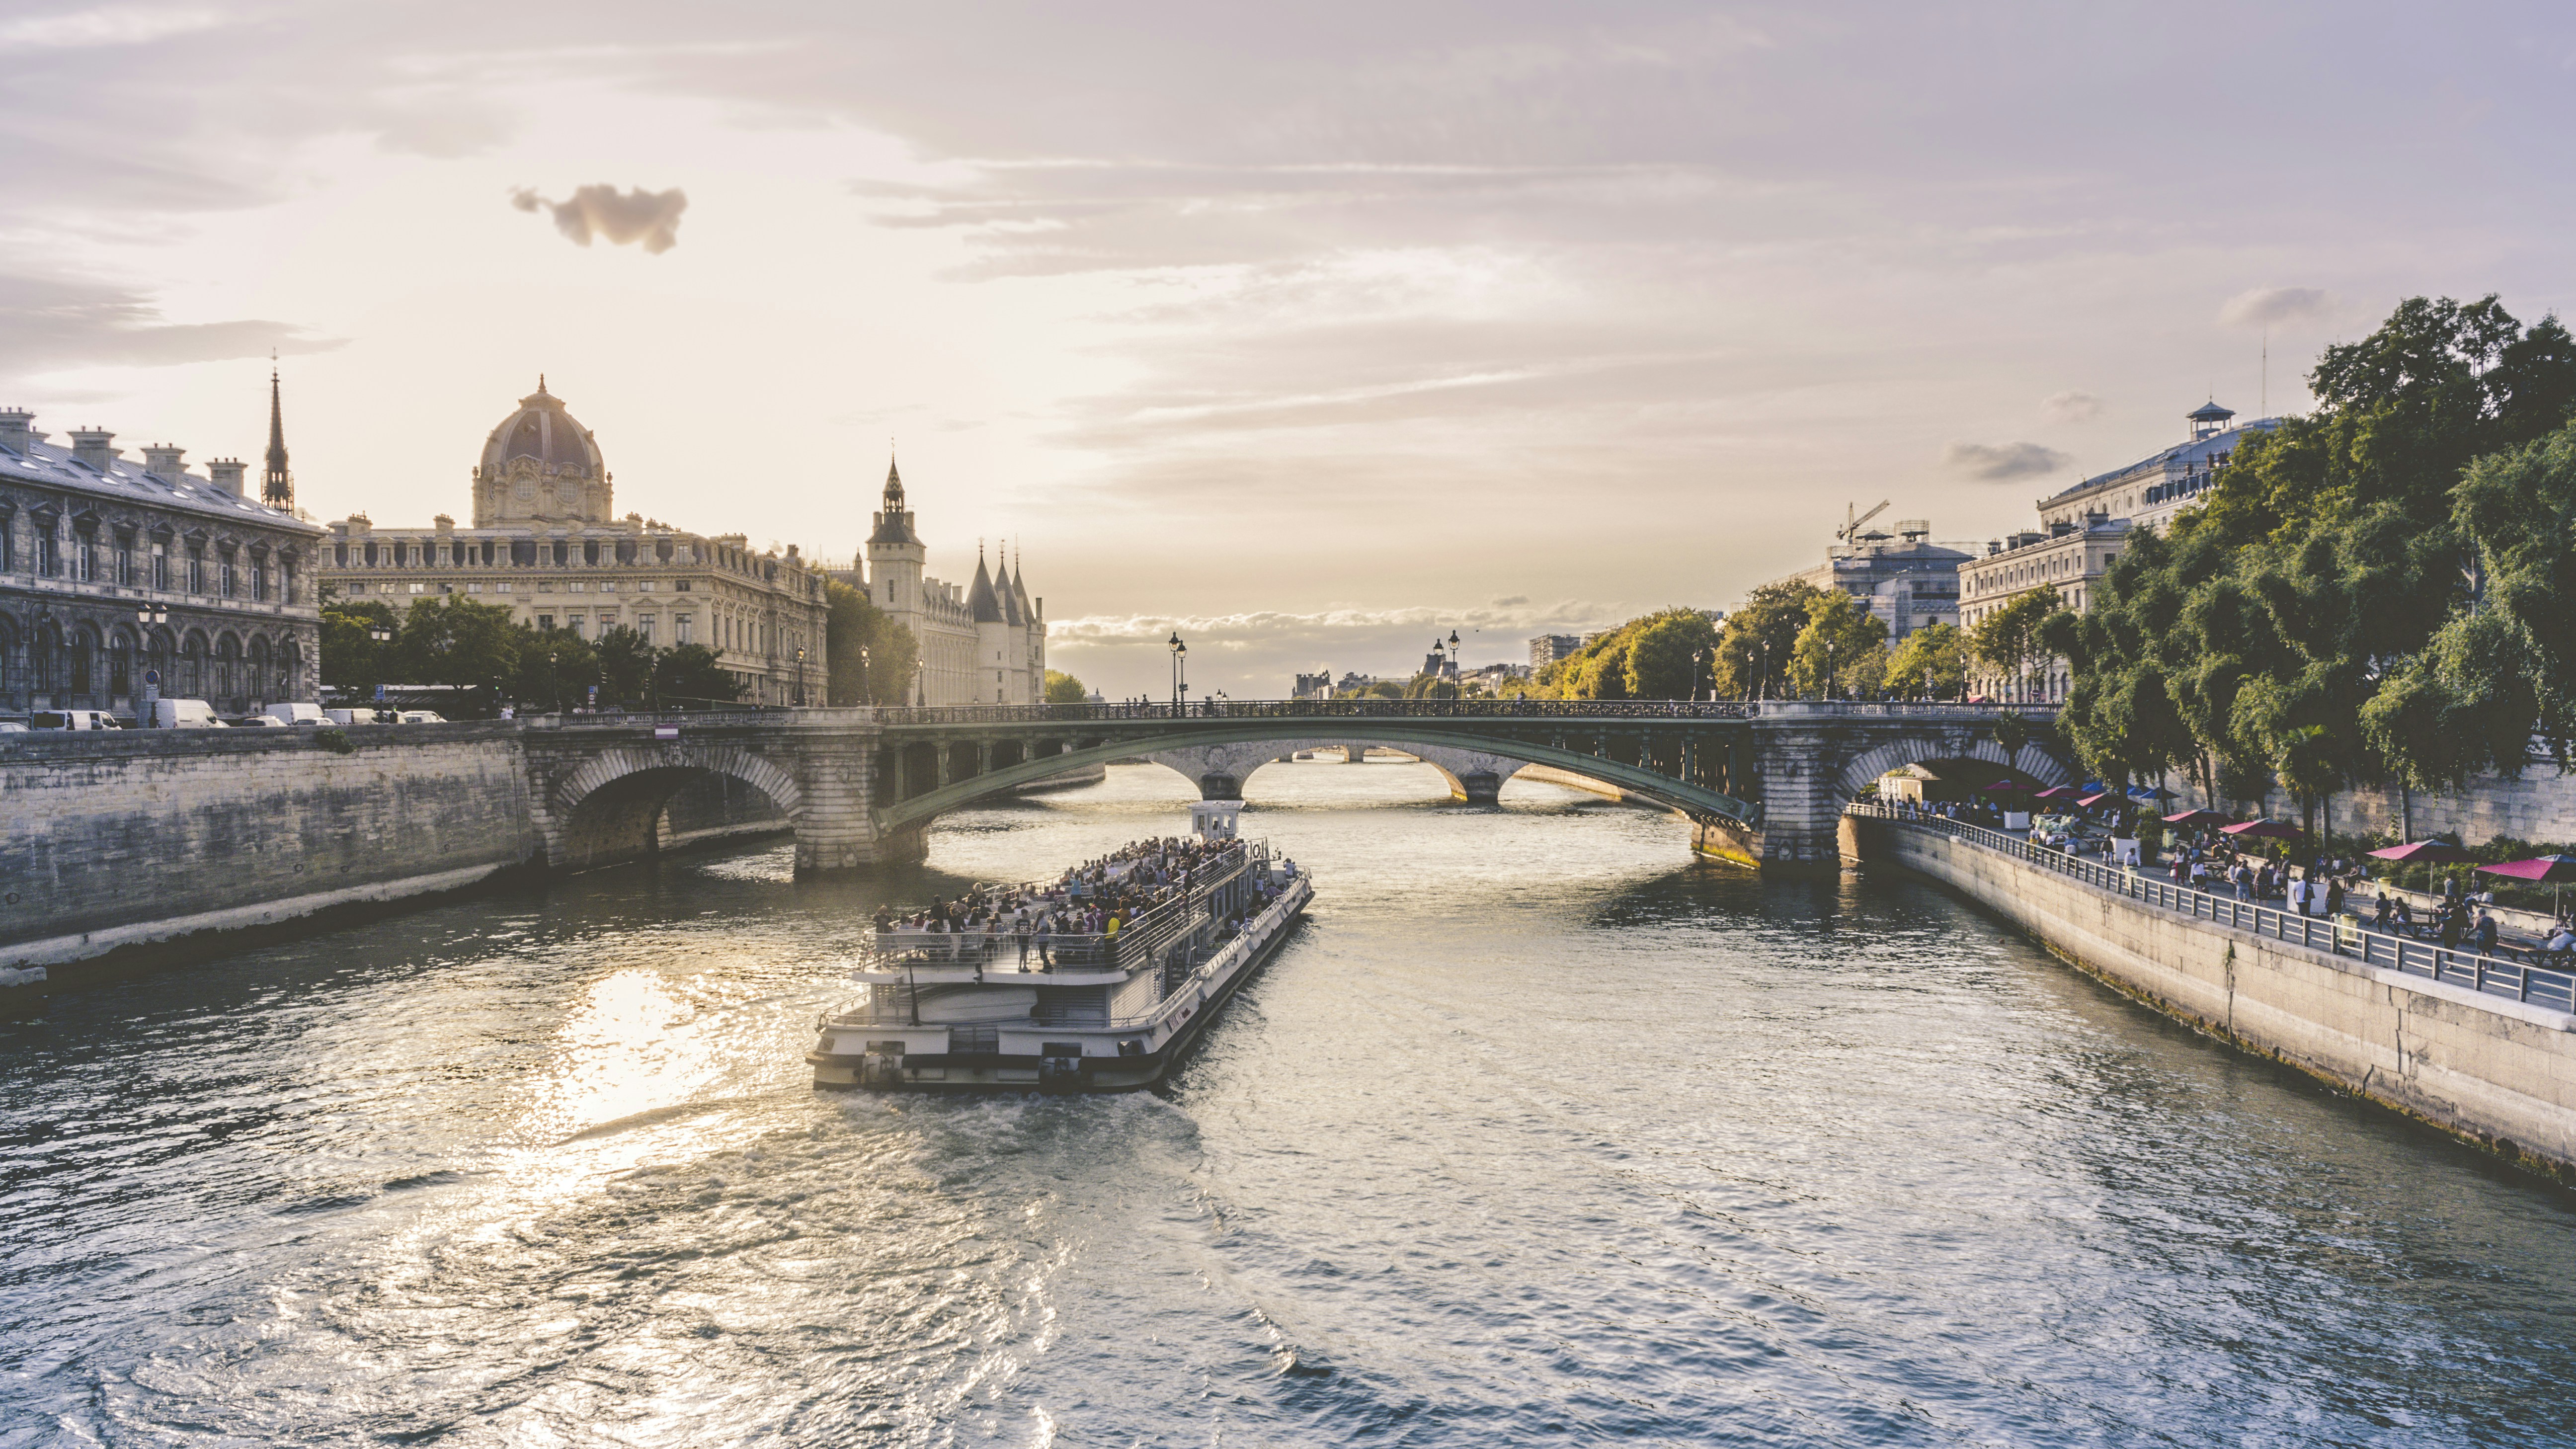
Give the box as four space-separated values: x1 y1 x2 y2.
872 698 1769 726
1846 803 2576 1013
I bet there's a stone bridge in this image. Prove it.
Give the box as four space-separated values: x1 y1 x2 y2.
516 699 2070 874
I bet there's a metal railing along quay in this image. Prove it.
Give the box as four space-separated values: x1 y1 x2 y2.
1847 803 2576 1014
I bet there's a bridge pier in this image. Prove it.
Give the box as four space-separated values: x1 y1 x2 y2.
1402 744 1524 805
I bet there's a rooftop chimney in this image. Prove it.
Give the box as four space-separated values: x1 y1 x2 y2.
69 428 117 473
141 443 187 481
207 459 248 496
0 409 31 455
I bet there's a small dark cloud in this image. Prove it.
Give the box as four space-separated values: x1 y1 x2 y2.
2218 286 2330 327
510 184 688 254
1491 594 1530 606
0 272 338 379
1943 439 2069 481
2042 389 2100 423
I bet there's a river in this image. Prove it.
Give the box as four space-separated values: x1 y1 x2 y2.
3 761 2573 1447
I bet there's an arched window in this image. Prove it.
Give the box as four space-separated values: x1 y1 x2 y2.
275 638 299 700
180 632 207 698
31 620 60 692
215 634 242 707
0 616 17 703
108 628 135 698
145 628 173 696
247 636 272 704
69 624 98 696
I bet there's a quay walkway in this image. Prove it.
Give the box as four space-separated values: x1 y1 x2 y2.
1847 804 2576 1016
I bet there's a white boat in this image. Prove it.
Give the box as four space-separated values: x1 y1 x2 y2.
808 804 1311 1092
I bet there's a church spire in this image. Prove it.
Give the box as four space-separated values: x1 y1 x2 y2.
262 359 293 510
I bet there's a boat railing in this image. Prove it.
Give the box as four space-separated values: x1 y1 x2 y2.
1845 802 2576 1013
860 843 1266 975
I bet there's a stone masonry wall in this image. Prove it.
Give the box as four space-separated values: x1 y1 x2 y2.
1860 816 2576 1181
1 724 542 973
2166 769 2576 849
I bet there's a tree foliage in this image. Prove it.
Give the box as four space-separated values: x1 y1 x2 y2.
824 579 921 706
1883 622 1969 700
1788 589 1888 698
1044 668 1088 704
1969 589 2064 701
1710 582 1826 700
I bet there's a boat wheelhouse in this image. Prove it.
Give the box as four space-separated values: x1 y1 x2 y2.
808 803 1312 1091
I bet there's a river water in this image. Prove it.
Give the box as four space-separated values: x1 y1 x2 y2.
4 761 2573 1447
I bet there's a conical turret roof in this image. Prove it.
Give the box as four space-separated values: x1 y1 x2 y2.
966 551 1005 624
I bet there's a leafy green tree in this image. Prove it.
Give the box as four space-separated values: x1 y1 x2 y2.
1789 589 1889 698
511 628 600 712
392 595 522 715
1044 668 1088 704
1711 581 1825 700
1883 622 1969 700
318 601 399 696
1970 589 2062 701
822 580 919 706
653 643 745 708
594 625 659 707
1622 610 1721 699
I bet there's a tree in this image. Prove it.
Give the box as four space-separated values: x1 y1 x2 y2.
1785 589 1887 698
511 628 600 712
1044 668 1088 704
393 595 522 715
1970 589 2062 701
1883 622 1969 700
822 580 919 706
1711 581 1826 700
1622 610 1721 699
318 603 398 696
594 625 658 708
653 643 744 708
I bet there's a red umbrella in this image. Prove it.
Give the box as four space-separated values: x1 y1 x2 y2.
2222 819 2304 839
2477 853 2576 917
2077 792 2117 808
2163 808 2231 827
2032 786 2078 801
2367 839 2475 862
1981 780 2037 795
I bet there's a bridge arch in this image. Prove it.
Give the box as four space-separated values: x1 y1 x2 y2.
544 742 805 872
1832 736 2076 805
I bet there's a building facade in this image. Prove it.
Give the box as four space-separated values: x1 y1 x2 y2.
0 377 323 718
838 460 1046 705
1775 519 1967 643
1957 401 2280 700
1529 634 1582 671
317 382 829 706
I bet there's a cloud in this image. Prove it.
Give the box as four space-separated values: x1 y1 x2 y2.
1942 439 2070 481
1491 595 1530 607
0 272 339 379
0 5 225 49
2218 286 2332 327
2042 389 2101 423
510 184 688 254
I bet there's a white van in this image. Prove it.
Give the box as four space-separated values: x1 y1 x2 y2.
263 702 327 726
149 699 228 728
396 710 447 724
30 710 121 730
323 707 393 726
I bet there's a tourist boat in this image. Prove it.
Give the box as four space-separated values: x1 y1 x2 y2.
808 802 1312 1092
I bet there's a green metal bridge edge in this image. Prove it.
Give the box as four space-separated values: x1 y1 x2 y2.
872 723 1764 836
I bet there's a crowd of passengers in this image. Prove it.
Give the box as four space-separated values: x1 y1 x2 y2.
1888 798 2576 966
867 835 1296 971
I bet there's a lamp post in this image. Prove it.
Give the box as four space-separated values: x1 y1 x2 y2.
796 644 807 707
1693 647 1709 703
1168 631 1187 712
1447 629 1461 674
135 603 168 723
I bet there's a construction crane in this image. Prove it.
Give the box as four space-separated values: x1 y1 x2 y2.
1834 499 1891 545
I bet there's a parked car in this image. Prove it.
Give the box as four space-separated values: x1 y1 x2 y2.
30 710 122 730
262 702 327 726
396 710 448 724
0 720 26 733
148 699 228 728
323 707 395 726
226 715 292 728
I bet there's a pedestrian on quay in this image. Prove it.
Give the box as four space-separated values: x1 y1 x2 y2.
2475 910 2501 957
2326 877 2346 919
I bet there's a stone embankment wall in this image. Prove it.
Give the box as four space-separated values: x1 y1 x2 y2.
2169 768 2576 846
1852 816 2576 1182
2 725 790 977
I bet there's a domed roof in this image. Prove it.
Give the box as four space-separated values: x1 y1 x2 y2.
479 378 602 478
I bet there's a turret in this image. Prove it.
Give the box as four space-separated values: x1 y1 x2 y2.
864 452 926 615
263 366 294 509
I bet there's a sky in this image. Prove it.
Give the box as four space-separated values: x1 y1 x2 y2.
4 1 2573 701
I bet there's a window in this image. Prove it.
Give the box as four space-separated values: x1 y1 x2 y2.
600 581 615 592
537 614 554 631
675 580 691 592
152 544 168 590
281 559 296 604
676 614 693 644
637 616 654 644
221 554 238 597
186 550 204 593
37 522 60 577
252 563 267 601
568 580 585 592
537 580 553 593
467 581 482 593
566 616 584 639
638 580 655 592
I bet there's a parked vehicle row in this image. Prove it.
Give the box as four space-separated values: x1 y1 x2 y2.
0 702 450 731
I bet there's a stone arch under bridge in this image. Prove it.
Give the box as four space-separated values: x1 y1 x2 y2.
1832 737 2076 804
532 740 807 873
1140 739 1529 804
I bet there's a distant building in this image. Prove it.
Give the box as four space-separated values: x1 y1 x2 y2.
1773 517 1967 643
0 376 324 716
320 381 829 706
1529 634 1582 670
1292 671 1333 700
1958 400 2280 700
1334 670 1378 694
833 458 1046 705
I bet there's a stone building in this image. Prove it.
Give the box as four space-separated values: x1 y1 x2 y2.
319 381 829 706
834 459 1045 705
1957 400 2279 701
0 373 323 718
1773 519 1967 643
